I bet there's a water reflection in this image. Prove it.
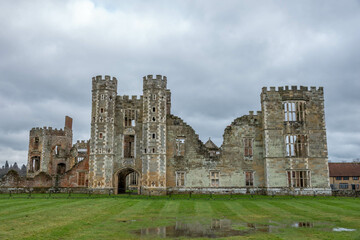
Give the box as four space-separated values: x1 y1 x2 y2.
133 219 269 238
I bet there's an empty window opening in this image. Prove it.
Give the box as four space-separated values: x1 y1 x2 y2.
57 163 66 175
124 135 135 158
153 107 156 112
244 138 253 158
152 133 156 139
126 172 138 186
245 171 254 186
78 172 86 186
152 117 156 122
99 133 103 139
176 137 186 156
152 148 155 153
283 101 305 122
124 109 136 127
144 148 147 153
176 172 185 187
55 145 61 156
210 171 219 187
100 108 104 113
109 96 112 101
30 156 40 172
287 170 310 188
286 135 307 157
76 156 85 163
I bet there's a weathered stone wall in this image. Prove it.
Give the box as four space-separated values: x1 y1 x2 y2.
27 116 73 178
261 86 330 189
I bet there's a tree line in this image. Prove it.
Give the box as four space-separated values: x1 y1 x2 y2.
0 161 27 178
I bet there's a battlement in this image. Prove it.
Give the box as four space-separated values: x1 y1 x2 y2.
30 126 66 136
261 86 324 93
92 75 118 91
74 140 89 149
143 74 167 89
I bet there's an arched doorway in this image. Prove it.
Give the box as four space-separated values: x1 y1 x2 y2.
115 168 140 194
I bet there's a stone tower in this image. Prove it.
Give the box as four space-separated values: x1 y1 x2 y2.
142 75 170 194
261 86 330 191
89 75 117 189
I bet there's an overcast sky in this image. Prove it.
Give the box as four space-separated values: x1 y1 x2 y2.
0 0 359 166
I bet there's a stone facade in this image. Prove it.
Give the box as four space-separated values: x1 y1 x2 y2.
20 75 331 195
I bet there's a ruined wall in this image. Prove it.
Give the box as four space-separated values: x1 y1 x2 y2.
220 112 265 187
27 116 73 178
166 115 210 188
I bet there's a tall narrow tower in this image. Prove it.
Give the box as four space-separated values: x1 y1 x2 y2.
89 75 117 189
142 75 169 194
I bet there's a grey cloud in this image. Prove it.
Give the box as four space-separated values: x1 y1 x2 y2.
0 0 360 166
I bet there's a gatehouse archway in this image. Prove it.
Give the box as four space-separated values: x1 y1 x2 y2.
114 167 140 194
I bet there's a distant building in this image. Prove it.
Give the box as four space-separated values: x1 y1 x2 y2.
329 163 360 190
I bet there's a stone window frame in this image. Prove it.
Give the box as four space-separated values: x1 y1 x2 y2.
100 94 105 100
210 170 220 187
99 132 104 139
77 171 86 186
175 137 186 157
175 171 186 187
283 101 306 122
285 134 307 157
287 170 311 188
243 138 253 160
244 171 254 187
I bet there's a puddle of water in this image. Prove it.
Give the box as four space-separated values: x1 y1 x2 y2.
333 227 356 232
132 219 356 238
132 219 269 238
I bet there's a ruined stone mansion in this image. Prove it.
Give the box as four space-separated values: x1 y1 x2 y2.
23 75 331 195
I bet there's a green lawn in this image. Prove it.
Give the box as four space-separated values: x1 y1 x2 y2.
0 195 359 239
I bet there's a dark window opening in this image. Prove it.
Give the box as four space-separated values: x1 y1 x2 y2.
153 107 156 112
57 163 66 175
335 176 342 180
152 117 156 122
152 148 155 153
100 108 104 113
78 172 86 186
124 135 135 158
124 109 136 127
288 170 310 187
99 133 103 139
244 138 253 158
343 176 349 180
30 156 40 172
152 133 156 139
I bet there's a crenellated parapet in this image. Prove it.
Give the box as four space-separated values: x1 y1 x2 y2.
143 74 167 89
92 75 118 91
261 85 324 101
30 127 66 137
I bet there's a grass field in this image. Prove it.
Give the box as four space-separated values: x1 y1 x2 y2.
0 194 359 239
